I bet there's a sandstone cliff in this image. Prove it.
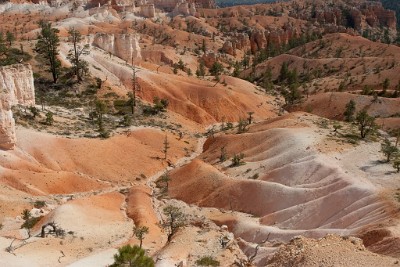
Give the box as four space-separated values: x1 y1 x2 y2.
92 33 142 63
0 64 35 150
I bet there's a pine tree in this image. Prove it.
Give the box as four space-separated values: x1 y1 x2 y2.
35 21 61 83
196 61 206 78
67 27 90 82
381 138 398 162
344 100 356 122
111 245 154 267
133 226 149 249
355 110 376 139
162 205 186 242
5 31 15 47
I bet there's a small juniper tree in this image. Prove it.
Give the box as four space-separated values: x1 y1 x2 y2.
393 153 400 173
355 110 376 139
231 153 245 167
333 122 342 135
21 209 40 237
162 205 186 243
282 83 301 105
382 78 390 94
133 226 149 249
6 31 15 47
29 106 39 119
381 138 398 162
237 118 248 133
196 61 206 78
45 111 54 125
209 61 223 77
94 100 109 138
156 170 170 194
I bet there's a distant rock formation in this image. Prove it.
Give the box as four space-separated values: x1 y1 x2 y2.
248 26 298 53
0 64 35 150
172 0 196 17
92 33 142 62
150 0 213 12
362 2 396 29
292 0 397 32
202 51 218 68
140 3 155 18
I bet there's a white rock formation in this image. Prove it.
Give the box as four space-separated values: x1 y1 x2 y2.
92 33 142 63
0 64 35 150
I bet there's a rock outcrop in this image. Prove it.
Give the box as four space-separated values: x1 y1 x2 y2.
140 3 155 18
0 64 35 150
293 0 397 32
222 33 251 55
152 0 216 12
201 51 218 68
92 33 141 62
362 2 396 29
172 1 196 17
249 26 297 53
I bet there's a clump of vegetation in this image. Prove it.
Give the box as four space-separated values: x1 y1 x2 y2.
355 110 377 139
45 111 54 125
35 21 61 83
237 118 249 133
34 200 46 209
0 31 32 66
110 245 154 267
143 97 169 116
196 256 220 266
162 205 186 242
29 106 40 119
133 225 149 249
21 209 42 237
343 100 356 122
393 154 400 173
219 146 227 162
156 170 170 195
332 122 343 135
231 153 245 167
67 27 90 82
381 138 398 162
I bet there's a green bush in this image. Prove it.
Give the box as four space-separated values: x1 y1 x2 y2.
196 256 220 266
34 200 46 209
110 245 154 267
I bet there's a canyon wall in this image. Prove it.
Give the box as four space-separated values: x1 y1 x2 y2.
0 64 35 150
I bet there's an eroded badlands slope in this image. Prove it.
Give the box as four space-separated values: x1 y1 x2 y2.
168 112 400 265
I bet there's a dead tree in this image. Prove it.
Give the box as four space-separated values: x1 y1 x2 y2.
130 59 141 115
40 222 65 238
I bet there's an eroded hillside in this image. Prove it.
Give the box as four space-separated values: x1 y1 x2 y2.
0 0 399 266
